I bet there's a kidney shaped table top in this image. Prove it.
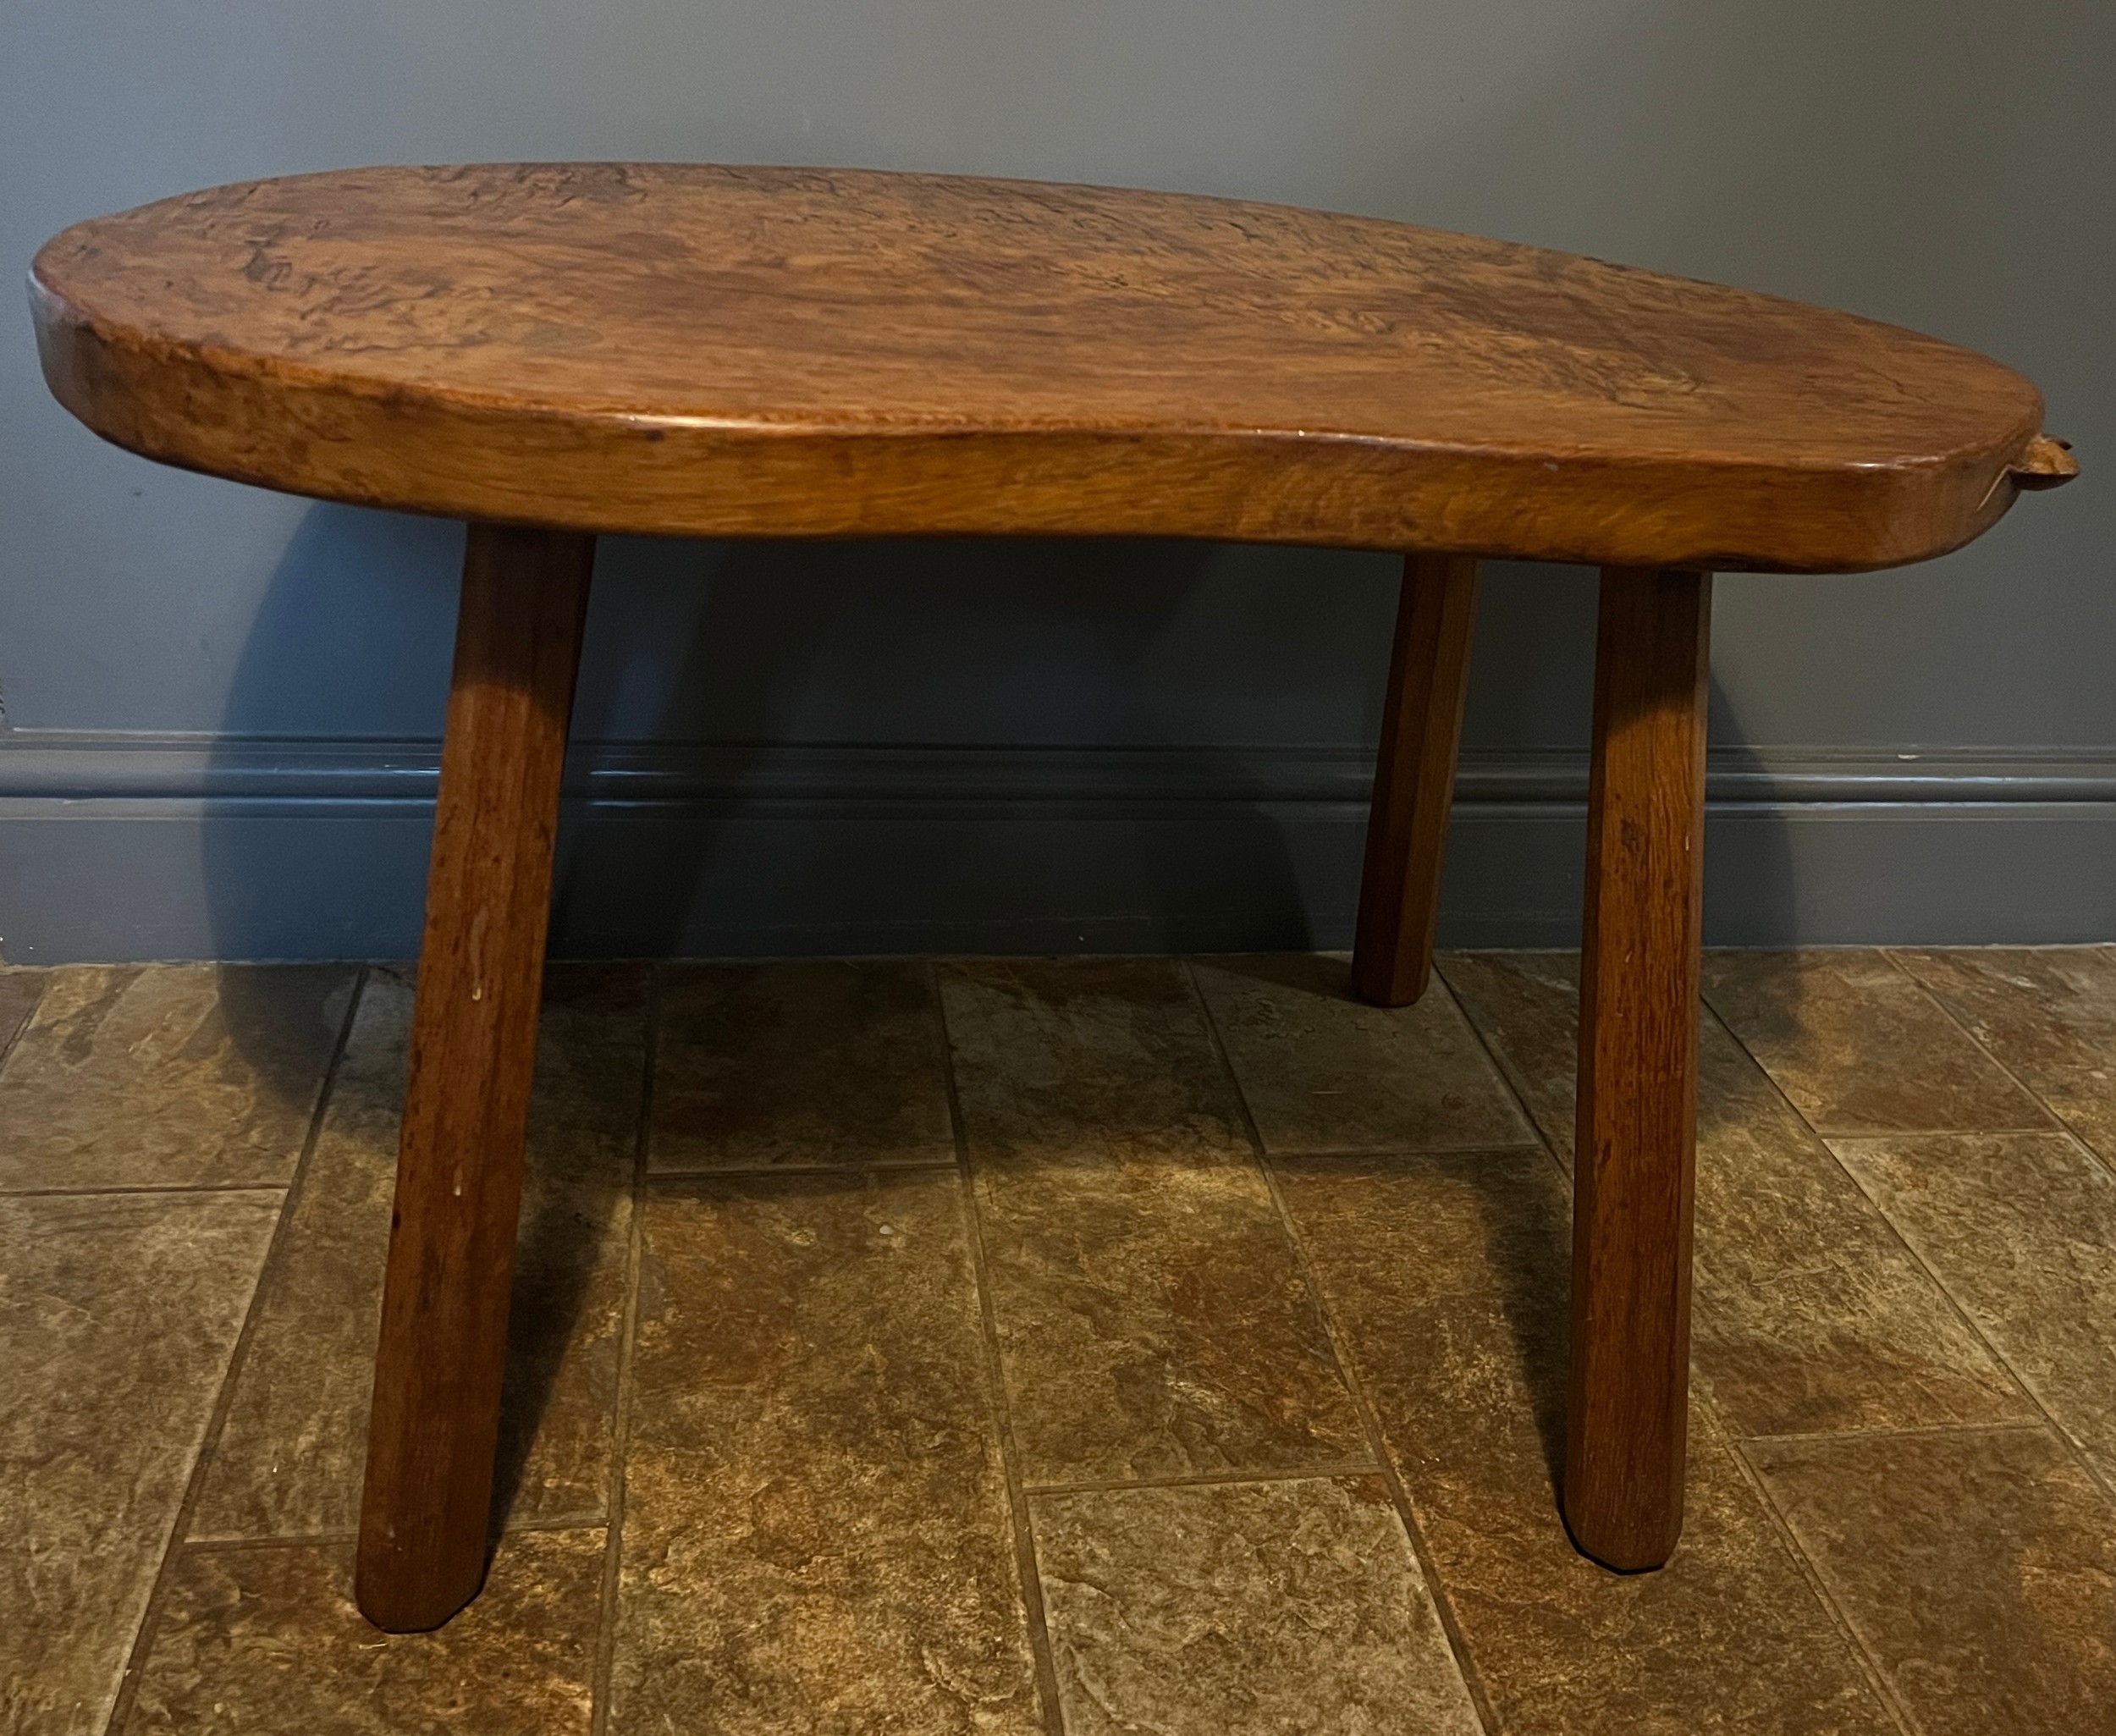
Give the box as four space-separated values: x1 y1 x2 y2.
29 163 2075 1644
32 161 2073 571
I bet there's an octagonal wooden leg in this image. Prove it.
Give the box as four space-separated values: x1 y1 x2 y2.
1563 565 1710 1572
1351 554 1481 1007
355 522 594 1631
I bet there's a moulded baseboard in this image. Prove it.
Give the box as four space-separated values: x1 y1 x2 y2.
3 733 2113 961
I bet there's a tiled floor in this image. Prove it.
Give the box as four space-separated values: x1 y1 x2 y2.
3 950 2113 1735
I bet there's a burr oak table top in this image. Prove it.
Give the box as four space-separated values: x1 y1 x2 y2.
30 162 2073 570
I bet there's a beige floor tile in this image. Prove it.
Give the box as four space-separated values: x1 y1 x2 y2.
1830 1131 2116 1486
976 1155 1372 1487
1891 946 2116 1161
652 958 954 1171
120 1529 603 1734
1750 1426 2116 1736
610 1170 1042 1736
1032 1477 1480 1736
1193 953 1533 1154
1277 1151 1900 1735
0 964 355 1190
1434 951 1582 1160
942 957 1252 1166
31 947 2116 1734
1700 949 2052 1136
1442 951 2025 1439
0 967 44 1061
2 1191 281 1736
943 958 1368 1485
194 966 643 1540
1694 1035 2031 1438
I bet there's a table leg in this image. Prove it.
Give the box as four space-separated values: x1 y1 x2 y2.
1350 554 1480 1006
1562 565 1710 1572
355 523 595 1631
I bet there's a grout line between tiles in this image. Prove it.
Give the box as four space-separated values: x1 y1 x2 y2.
642 1158 960 1184
1682 994 1987 1731
177 1531 358 1554
100 962 368 1736
1711 989 2116 1513
179 1513 609 1556
1701 990 2116 1651
1851 957 2116 1490
1440 957 1922 1736
1182 959 1502 1736
1816 1130 2078 1145
1881 946 2116 1184
929 961 1067 1736
0 975 44 1073
1722 1433 1927 1736
1 1181 296 1199
1237 1139 1546 1165
2053 1122 2116 1185
1800 1123 2065 1140
1700 957 2051 1147
1432 953 1578 1176
1733 1418 2057 1449
490 1513 615 1537
1023 1462 1385 1498
1430 956 1578 1198
588 964 661 1736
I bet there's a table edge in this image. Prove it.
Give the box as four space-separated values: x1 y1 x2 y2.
30 270 2047 574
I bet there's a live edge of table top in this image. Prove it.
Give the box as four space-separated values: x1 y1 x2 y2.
30 162 2075 571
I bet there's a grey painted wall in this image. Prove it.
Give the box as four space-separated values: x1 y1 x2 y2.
2 1 2110 961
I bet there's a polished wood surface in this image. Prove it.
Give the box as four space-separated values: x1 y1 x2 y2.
31 163 2067 571
356 524 594 1633
1563 566 1711 1571
1351 554 1480 1007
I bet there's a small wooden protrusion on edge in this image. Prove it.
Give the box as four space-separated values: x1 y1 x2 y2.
2010 434 2079 490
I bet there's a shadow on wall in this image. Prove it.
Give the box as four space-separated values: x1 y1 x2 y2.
197 505 1802 969
554 530 1320 962
200 504 1373 968
1703 678 1796 954
201 505 460 963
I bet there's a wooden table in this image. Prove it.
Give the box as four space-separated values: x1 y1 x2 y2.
31 163 2075 1633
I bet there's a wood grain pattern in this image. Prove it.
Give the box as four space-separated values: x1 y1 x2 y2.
356 523 593 1633
30 163 2066 571
1351 554 1480 1007
1564 566 1711 1572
